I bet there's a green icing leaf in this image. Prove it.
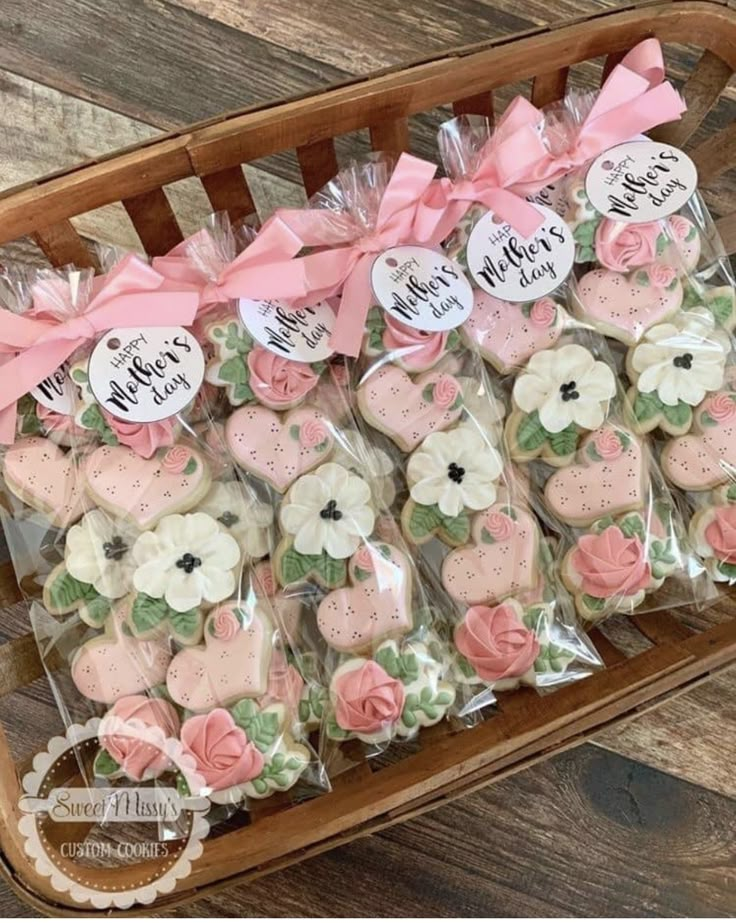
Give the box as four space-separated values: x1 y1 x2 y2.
633 390 664 422
176 773 191 797
717 560 736 580
289 424 301 441
516 410 548 453
48 569 97 611
548 424 578 458
94 748 120 778
455 654 476 679
280 548 310 585
661 401 691 430
700 411 717 428
353 565 371 582
586 442 603 462
439 509 470 544
280 548 346 588
573 220 597 246
619 515 646 542
231 700 280 752
183 457 197 475
71 367 89 384
82 594 113 627
375 647 419 683
168 607 201 640
726 484 736 502
635 270 650 287
232 381 255 404
421 384 434 403
218 356 249 385
581 594 606 612
130 593 170 634
709 294 735 327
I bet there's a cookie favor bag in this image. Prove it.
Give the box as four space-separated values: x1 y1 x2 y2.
0 258 328 818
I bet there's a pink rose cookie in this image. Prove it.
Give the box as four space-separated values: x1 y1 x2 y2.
690 499 736 582
505 343 616 467
71 595 172 705
441 503 540 607
2 436 91 528
84 444 211 530
226 404 334 493
461 290 565 374
327 637 455 745
575 264 683 345
205 318 322 409
356 364 463 453
166 603 272 712
593 216 701 274
96 695 181 782
561 510 678 621
363 306 455 373
661 390 736 491
543 426 648 527
317 543 414 654
626 309 730 437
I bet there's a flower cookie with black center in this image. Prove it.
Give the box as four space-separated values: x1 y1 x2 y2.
199 480 273 560
505 343 616 466
274 462 376 589
626 308 730 436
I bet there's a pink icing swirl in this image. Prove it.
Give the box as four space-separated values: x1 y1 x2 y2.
247 348 319 408
704 392 736 424
353 545 375 573
484 511 515 542
299 419 328 449
594 220 660 272
102 412 177 459
211 607 240 641
36 405 87 439
593 428 623 461
454 604 540 682
99 695 180 782
668 214 692 242
253 560 276 598
705 506 736 565
571 526 651 599
382 316 448 369
162 445 192 474
180 709 264 791
432 375 460 410
334 661 405 735
529 298 557 329
647 263 677 289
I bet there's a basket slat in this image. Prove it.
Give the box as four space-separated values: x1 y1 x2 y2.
200 166 257 223
531 67 569 107
32 221 95 270
452 91 495 120
122 188 184 256
369 118 410 154
296 139 340 198
689 119 736 182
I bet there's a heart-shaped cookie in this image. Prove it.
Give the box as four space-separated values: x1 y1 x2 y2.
166 603 272 711
576 268 682 345
442 503 539 606
317 544 413 653
463 292 564 373
3 437 90 527
357 365 463 452
84 444 210 530
226 405 334 493
71 596 172 705
544 427 647 526
661 391 736 490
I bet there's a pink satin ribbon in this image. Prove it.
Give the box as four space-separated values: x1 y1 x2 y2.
493 38 686 191
0 253 200 443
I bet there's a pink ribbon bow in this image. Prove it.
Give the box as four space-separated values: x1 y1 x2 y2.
273 153 447 357
152 215 307 320
492 38 686 191
0 253 200 443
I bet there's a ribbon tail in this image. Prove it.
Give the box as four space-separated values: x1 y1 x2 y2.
476 187 545 237
328 254 374 357
0 403 17 445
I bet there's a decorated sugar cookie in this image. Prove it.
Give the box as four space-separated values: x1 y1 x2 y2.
275 463 376 589
3 436 90 528
325 637 455 745
402 425 503 546
560 509 679 621
681 283 736 333
225 404 334 493
660 390 736 490
356 365 464 453
71 596 172 705
93 695 182 783
462 291 565 374
14 393 90 448
205 318 324 409
543 426 647 527
362 307 458 373
166 602 272 711
689 494 736 582
441 502 540 606
330 428 397 509
84 444 211 530
317 543 413 653
252 559 303 640
505 343 616 466
626 309 730 436
199 480 273 560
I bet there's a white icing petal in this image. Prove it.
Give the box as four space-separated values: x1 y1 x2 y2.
65 509 137 600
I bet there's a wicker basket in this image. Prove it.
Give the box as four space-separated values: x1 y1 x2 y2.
1 0 736 914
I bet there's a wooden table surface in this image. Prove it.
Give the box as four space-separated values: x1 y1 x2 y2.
0 0 734 915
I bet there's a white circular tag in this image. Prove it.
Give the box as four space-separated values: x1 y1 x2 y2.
87 327 205 423
585 141 698 223
370 245 474 332
466 204 575 302
238 298 335 362
31 362 75 415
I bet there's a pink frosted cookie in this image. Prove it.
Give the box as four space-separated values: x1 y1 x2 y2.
593 215 701 274
363 307 455 373
505 343 616 466
543 426 648 527
441 503 540 607
317 543 413 654
356 364 464 453
84 444 211 530
626 309 730 437
71 595 172 705
461 291 564 374
253 559 302 640
3 436 91 528
575 264 683 345
689 497 736 582
225 404 334 493
660 390 736 490
166 602 272 712
560 509 678 622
